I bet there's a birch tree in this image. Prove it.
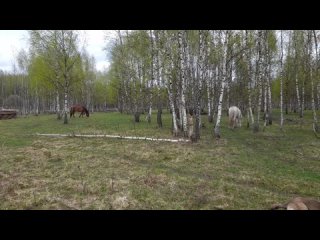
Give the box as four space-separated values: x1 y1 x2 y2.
310 30 319 133
214 30 229 139
280 30 284 130
146 30 154 124
154 30 163 128
29 30 82 123
253 30 263 133
245 30 255 128
177 30 188 137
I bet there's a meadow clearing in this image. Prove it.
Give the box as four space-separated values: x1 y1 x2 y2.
0 110 319 210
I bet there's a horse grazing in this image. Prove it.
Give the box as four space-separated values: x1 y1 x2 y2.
70 104 89 118
228 106 242 128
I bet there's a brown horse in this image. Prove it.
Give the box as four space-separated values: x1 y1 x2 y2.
70 104 89 118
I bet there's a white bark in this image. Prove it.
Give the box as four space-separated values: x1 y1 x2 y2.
310 69 317 124
215 80 225 131
310 31 318 127
56 90 60 116
313 31 320 110
147 30 154 123
280 31 284 129
178 31 188 136
295 74 301 116
168 83 178 135
63 77 69 124
254 30 263 132
263 67 268 127
245 31 254 126
36 94 39 115
206 70 212 121
64 88 68 114
317 83 320 110
214 31 229 138
155 31 162 128
294 34 302 117
301 83 305 117
266 56 272 123
193 30 207 141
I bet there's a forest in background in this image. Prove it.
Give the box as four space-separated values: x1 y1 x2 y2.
1 30 320 140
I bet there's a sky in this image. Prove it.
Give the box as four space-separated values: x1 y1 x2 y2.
0 30 115 73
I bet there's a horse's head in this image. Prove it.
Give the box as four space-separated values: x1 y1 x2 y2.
84 107 89 117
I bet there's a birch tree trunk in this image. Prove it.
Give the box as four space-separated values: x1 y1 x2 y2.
167 75 178 136
161 31 178 136
317 83 320 110
253 30 263 133
314 31 320 111
147 30 154 124
263 72 268 127
295 71 302 117
267 53 273 125
155 31 162 128
35 90 39 115
63 84 69 124
207 69 213 123
207 31 215 123
293 33 302 118
264 31 272 127
245 30 254 127
178 31 188 137
193 30 207 141
214 77 225 139
280 30 284 130
301 81 305 117
214 31 228 139
56 89 61 119
311 30 319 132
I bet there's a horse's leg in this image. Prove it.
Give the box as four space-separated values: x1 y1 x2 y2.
229 113 235 129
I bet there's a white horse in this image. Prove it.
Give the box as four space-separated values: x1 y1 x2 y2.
228 106 242 128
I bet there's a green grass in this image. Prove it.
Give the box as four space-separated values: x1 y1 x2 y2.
0 109 319 209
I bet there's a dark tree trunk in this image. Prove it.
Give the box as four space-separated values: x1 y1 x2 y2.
157 108 162 128
134 112 140 122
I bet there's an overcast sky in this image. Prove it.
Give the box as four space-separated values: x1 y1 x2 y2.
0 30 115 73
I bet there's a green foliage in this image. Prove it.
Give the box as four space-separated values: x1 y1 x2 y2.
29 55 55 93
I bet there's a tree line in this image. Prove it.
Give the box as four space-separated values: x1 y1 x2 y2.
0 30 116 123
0 30 319 139
109 30 320 140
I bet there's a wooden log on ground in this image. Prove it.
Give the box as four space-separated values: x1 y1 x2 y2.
35 133 190 143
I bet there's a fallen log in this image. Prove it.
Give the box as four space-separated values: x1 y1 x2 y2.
35 133 190 143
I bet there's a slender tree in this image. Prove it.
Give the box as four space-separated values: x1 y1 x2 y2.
280 30 284 130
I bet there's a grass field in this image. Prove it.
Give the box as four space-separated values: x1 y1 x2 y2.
0 109 319 209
